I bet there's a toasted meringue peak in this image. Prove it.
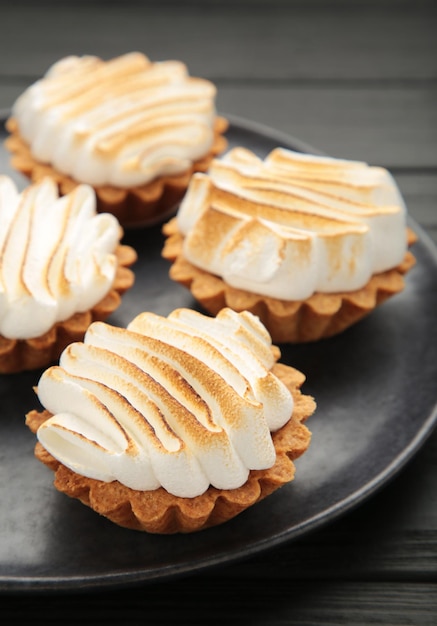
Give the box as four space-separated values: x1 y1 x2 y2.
0 176 121 339
35 308 294 497
176 147 408 300
11 52 218 188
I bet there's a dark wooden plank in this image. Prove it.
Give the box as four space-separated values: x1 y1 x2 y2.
0 84 28 111
396 173 437 244
0 0 436 81
397 174 437 227
217 86 437 169
2 581 437 625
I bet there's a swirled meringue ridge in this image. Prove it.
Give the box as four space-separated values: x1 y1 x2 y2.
10 52 219 188
0 176 122 339
35 308 296 498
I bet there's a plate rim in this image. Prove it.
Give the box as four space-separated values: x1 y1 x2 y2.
1 113 437 593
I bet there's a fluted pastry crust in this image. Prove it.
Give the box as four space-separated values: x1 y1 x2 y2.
26 361 314 533
162 220 417 343
0 244 137 373
5 117 229 228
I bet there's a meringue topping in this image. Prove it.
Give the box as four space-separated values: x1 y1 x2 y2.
11 52 218 187
0 176 121 339
35 308 294 498
176 147 407 300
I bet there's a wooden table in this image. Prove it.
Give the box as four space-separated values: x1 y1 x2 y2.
1 1 436 623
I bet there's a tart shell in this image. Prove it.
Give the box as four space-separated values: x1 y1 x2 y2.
162 219 417 344
25 361 315 534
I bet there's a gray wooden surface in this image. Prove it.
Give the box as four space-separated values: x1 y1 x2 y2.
1 1 436 624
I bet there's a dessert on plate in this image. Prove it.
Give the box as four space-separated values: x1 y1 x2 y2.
5 52 228 227
162 146 417 343
0 176 136 373
25 307 315 533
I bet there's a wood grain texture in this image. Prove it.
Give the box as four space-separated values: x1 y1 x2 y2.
2 582 437 625
0 0 436 81
0 0 435 623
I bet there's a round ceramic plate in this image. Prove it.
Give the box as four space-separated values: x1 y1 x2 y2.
0 114 436 592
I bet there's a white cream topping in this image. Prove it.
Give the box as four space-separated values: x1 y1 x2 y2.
0 176 121 339
35 308 294 497
177 147 408 300
11 52 218 187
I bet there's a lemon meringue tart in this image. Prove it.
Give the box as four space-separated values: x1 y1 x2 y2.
0 176 136 373
5 52 228 227
26 308 314 533
162 147 416 343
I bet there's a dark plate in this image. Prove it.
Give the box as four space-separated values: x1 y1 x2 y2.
1 114 436 593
